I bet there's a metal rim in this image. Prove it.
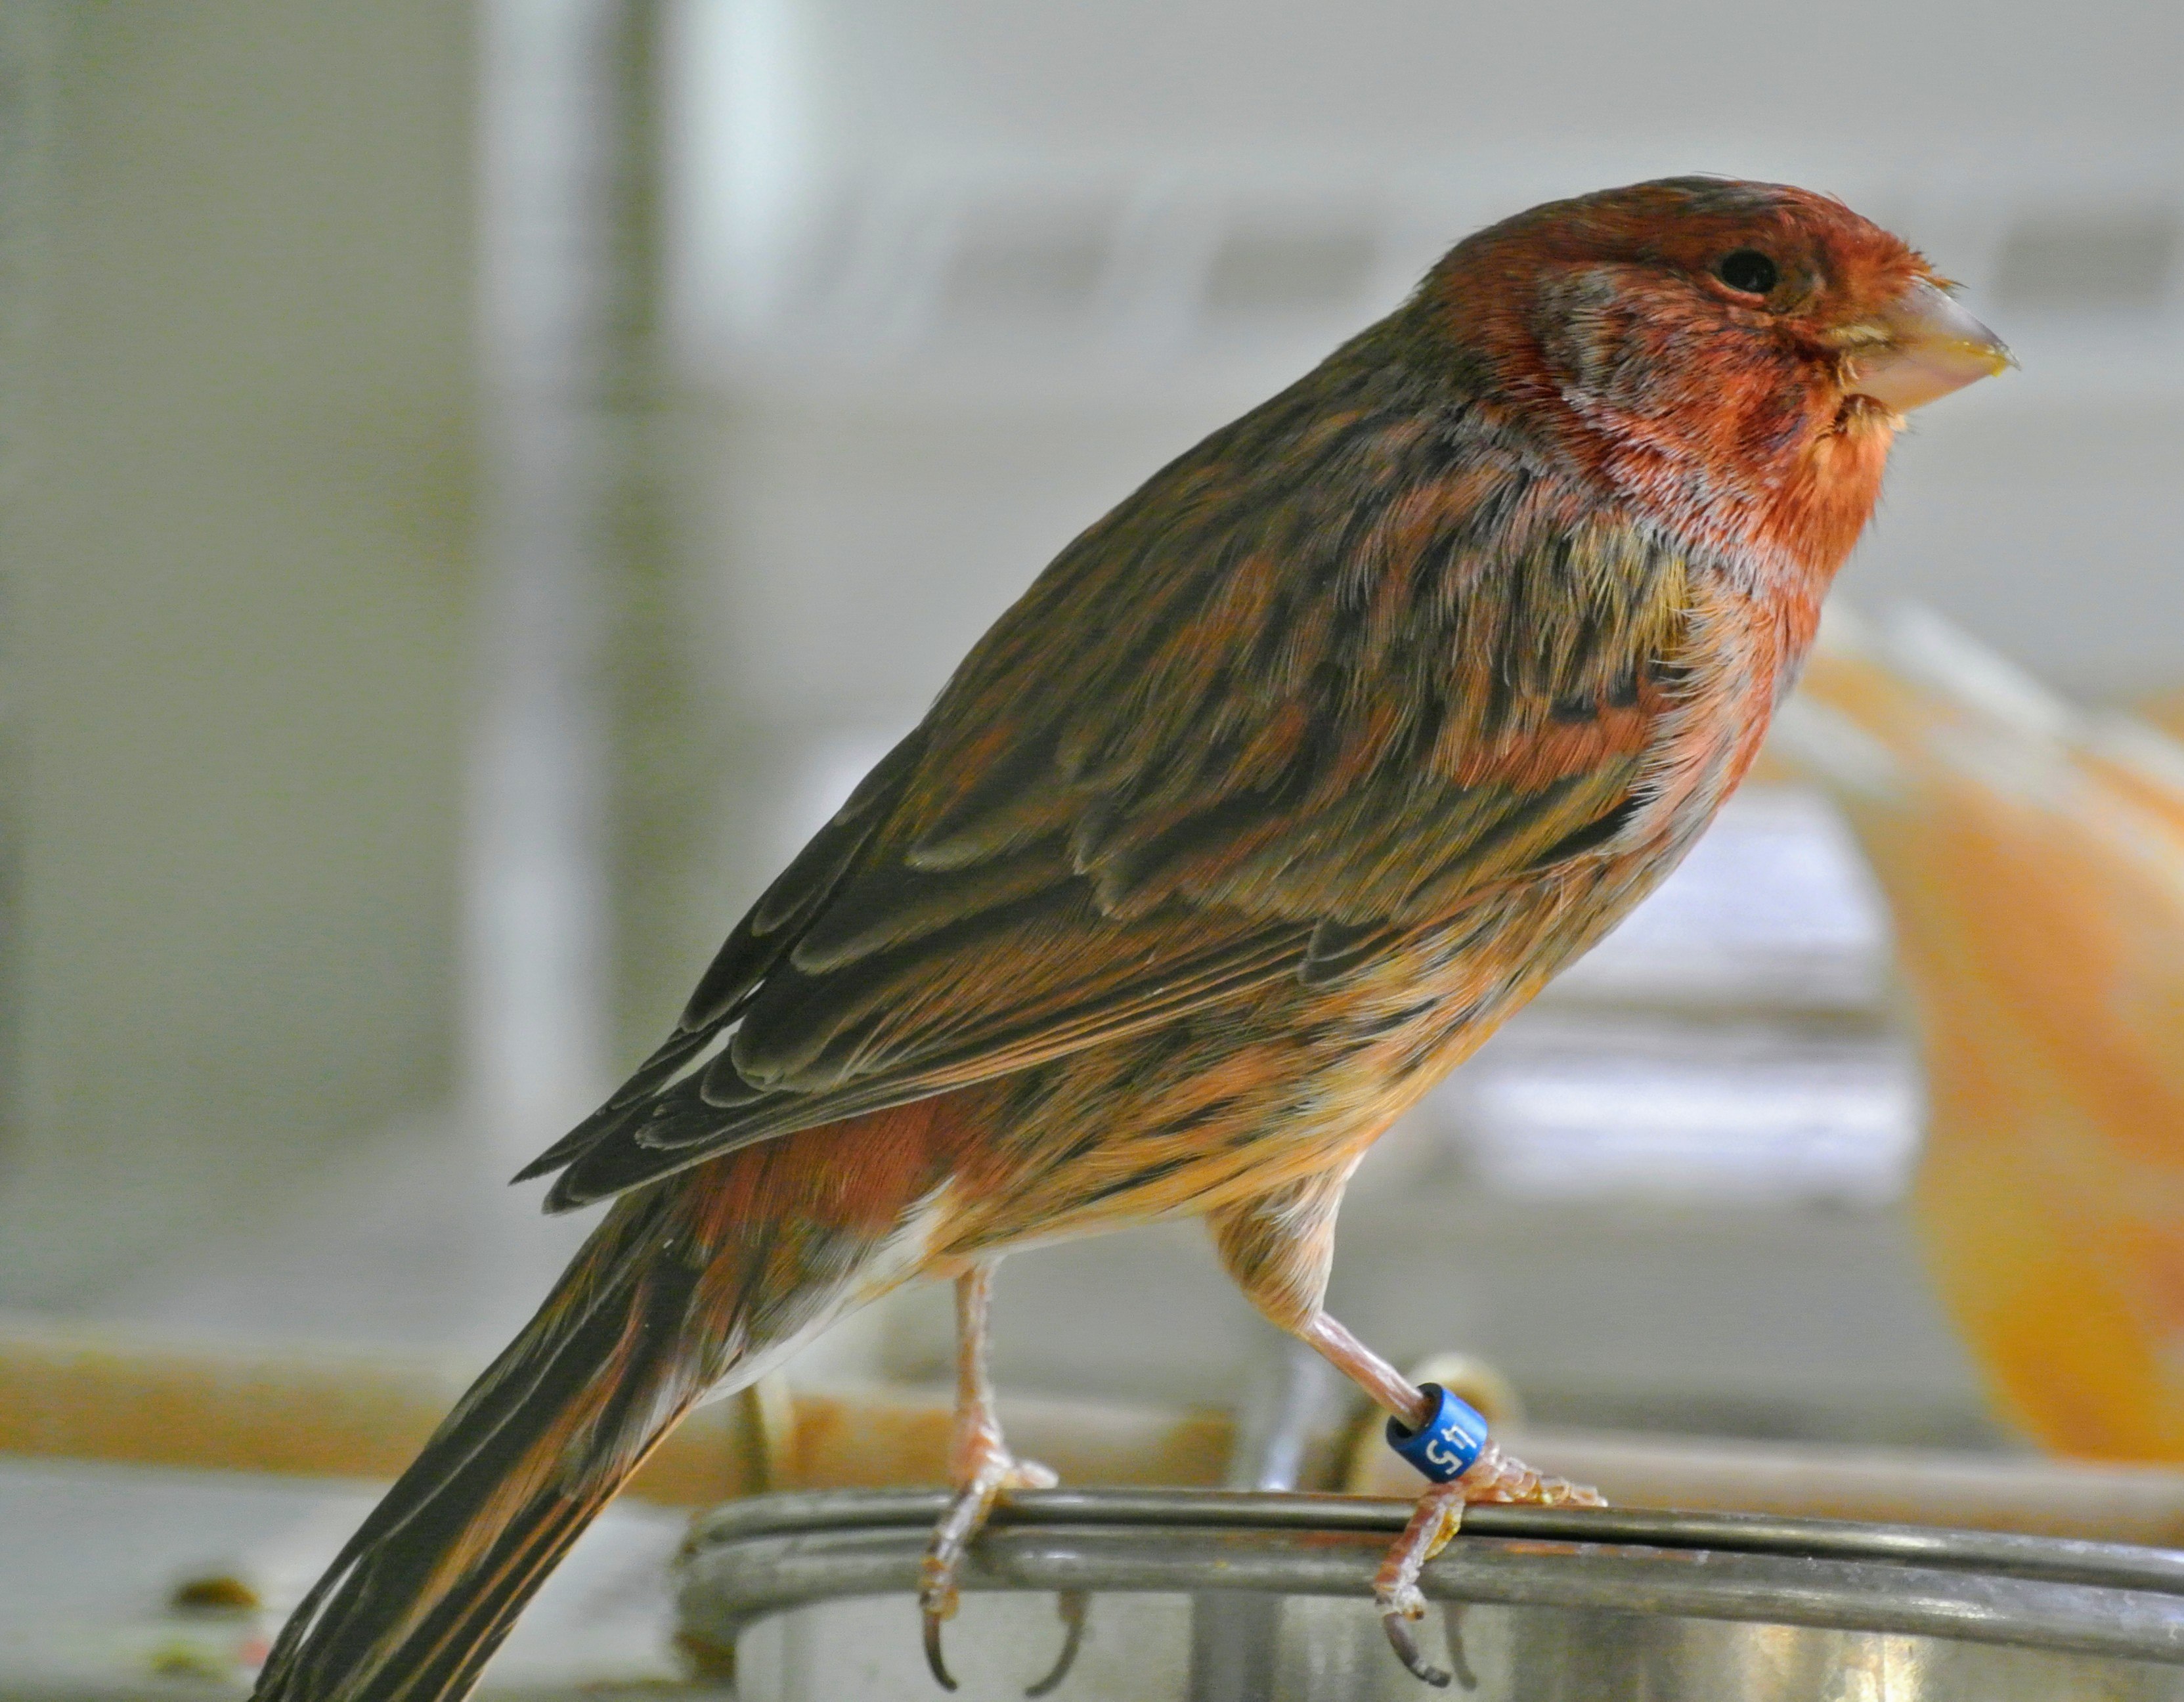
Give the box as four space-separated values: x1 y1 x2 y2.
678 1489 2184 1669
685 1486 2184 1599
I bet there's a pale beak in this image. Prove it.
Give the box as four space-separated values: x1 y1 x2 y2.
1842 279 2014 412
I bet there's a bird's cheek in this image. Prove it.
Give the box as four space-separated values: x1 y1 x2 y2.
1533 267 1646 405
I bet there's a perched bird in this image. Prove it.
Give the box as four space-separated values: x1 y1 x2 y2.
253 177 2007 1701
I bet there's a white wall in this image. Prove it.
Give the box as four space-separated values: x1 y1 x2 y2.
787 0 2179 167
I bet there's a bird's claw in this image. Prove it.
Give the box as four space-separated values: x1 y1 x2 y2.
921 1603 959 1693
1439 1604 1481 1691
919 1448 1059 1692
1374 1449 1605 1686
1380 1602 1452 1689
1374 1492 1462 1689
1022 1589 1090 1697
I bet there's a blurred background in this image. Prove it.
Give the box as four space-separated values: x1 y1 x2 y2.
2 0 2181 1691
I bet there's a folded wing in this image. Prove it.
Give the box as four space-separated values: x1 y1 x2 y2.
525 358 1693 1209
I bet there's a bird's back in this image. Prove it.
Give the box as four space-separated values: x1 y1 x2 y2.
528 320 1797 1217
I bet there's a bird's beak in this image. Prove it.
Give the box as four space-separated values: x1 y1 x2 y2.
1840 279 2013 412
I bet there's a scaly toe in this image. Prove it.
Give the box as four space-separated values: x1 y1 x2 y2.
920 1483 998 1691
1374 1577 1428 1624
1456 1445 1606 1510
919 1452 1058 1692
920 1554 967 1693
1004 1456 1059 1493
1372 1480 1472 1686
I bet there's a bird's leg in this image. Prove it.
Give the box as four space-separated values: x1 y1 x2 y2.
1208 1179 1602 1685
1300 1313 1605 1688
919 1258 1058 1693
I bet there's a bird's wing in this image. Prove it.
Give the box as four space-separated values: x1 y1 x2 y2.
529 372 1694 1208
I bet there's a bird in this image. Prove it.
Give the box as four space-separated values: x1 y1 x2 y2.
251 176 2008 1702
1781 612 2184 1465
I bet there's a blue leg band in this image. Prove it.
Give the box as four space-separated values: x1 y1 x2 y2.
1384 1383 1490 1483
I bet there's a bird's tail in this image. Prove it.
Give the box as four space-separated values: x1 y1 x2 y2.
250 1137 891 1702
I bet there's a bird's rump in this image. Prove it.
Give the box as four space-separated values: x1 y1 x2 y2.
527 351 1698 1211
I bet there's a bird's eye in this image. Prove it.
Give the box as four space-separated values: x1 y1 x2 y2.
1715 250 1780 296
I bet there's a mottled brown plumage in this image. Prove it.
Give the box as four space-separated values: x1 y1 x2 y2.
255 177 2006 1702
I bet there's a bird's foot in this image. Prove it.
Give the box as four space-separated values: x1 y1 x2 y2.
1376 1447 1605 1686
919 1439 1059 1692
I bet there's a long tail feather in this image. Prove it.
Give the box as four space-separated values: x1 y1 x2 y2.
254 1096 963 1702
253 1183 816 1702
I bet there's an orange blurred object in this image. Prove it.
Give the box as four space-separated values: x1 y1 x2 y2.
1772 609 2184 1462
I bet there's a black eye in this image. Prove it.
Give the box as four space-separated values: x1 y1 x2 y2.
1716 250 1779 296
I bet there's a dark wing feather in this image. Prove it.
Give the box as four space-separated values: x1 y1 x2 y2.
510 727 930 1183
529 338 1695 1210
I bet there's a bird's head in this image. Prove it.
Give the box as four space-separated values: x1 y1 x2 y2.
1418 177 2011 576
